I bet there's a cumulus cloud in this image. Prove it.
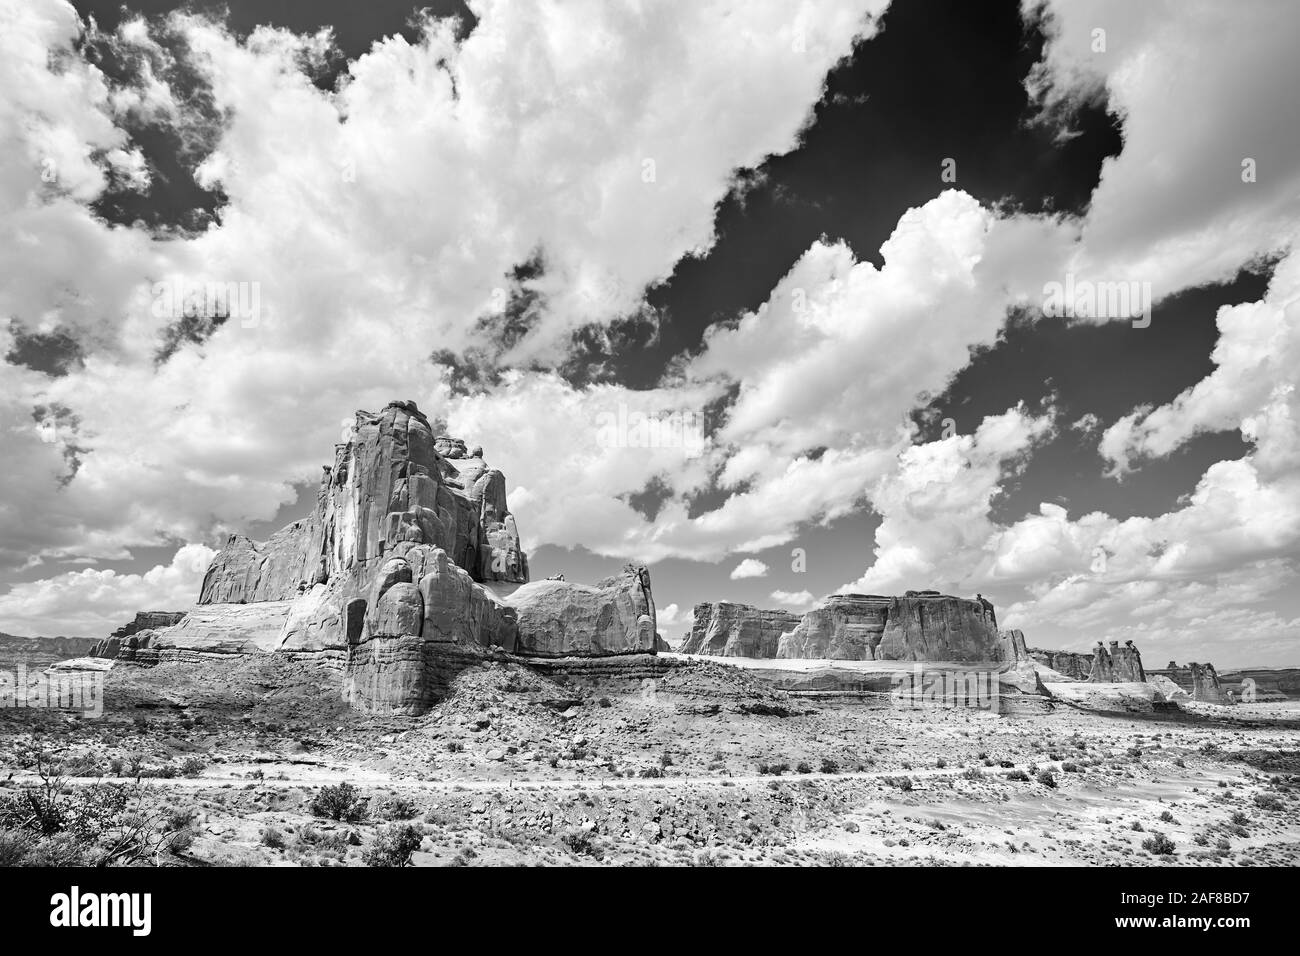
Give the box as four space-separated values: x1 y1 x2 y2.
0 544 215 637
1026 0 1300 297
0 0 882 579
842 405 1056 595
729 559 769 580
770 589 816 609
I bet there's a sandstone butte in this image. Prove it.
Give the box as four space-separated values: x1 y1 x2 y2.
84 399 1233 714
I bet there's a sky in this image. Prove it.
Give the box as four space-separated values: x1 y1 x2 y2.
1 0 1298 668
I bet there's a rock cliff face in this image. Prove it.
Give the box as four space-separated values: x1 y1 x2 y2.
94 401 657 715
199 400 528 609
505 565 657 658
681 603 801 657
1029 648 1093 680
683 591 1008 662
87 611 187 659
1188 662 1228 703
1087 640 1145 683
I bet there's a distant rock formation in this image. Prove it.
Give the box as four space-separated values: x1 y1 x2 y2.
87 611 186 660
1029 640 1146 683
682 603 802 657
0 633 101 661
1217 667 1300 699
1029 648 1093 680
1087 639 1145 683
1147 660 1233 703
683 591 1011 662
1188 662 1228 703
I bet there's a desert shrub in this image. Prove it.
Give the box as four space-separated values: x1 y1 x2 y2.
961 767 984 781
638 766 663 779
165 827 196 855
1253 794 1283 811
1142 832 1176 855
1036 770 1057 789
1130 821 1144 831
446 741 464 753
560 828 602 860
179 757 206 778
363 824 423 867
1006 770 1030 782
164 807 196 831
0 830 33 866
107 757 126 777
820 758 840 775
1061 762 1081 773
1159 809 1176 823
885 776 914 792
377 795 419 820
310 782 367 823
260 826 286 849
0 757 190 866
1230 810 1250 826
60 753 104 777
935 757 947 769
796 761 812 774
659 752 674 768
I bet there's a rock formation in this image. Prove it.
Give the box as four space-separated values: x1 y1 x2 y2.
87 611 186 660
684 591 1011 662
682 603 802 657
1087 640 1145 683
91 400 658 715
1029 648 1093 680
1188 662 1228 703
504 564 657 658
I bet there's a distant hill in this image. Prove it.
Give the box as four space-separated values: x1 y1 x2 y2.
0 632 100 662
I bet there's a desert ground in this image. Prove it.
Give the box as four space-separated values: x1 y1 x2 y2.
2 653 1298 867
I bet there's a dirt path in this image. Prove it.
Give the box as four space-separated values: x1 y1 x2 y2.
7 761 1063 793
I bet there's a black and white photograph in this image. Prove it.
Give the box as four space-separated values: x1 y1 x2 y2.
0 0 1295 925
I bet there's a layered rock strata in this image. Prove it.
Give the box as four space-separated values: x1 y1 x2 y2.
685 591 1009 662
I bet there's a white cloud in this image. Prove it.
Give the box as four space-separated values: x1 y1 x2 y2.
1026 0 1300 298
0 0 883 578
729 558 769 580
770 589 816 609
0 544 215 637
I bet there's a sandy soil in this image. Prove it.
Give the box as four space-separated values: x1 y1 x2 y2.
1 654 1297 866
